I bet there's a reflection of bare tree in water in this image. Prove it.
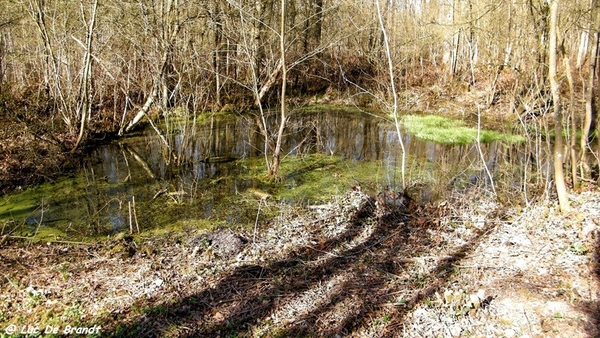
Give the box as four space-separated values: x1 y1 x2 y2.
81 164 128 236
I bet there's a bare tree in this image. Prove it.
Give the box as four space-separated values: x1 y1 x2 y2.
121 0 184 135
376 0 405 188
26 0 74 130
72 0 98 151
548 0 570 212
268 0 287 179
581 0 600 179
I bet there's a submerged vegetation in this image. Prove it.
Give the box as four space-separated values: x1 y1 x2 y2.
0 150 419 242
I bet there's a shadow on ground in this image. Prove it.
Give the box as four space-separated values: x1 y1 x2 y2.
103 193 495 337
580 234 600 338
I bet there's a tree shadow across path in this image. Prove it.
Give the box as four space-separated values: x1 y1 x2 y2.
579 234 600 338
106 191 497 337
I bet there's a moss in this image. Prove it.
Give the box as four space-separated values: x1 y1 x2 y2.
27 227 69 243
0 188 43 221
399 115 525 145
217 153 405 204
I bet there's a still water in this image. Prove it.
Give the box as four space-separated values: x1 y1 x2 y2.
0 110 540 239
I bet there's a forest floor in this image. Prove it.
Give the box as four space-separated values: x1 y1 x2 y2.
1 186 599 337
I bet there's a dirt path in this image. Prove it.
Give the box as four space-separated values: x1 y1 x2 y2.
1 188 598 337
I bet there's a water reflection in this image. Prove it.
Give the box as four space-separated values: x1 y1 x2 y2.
1 110 548 238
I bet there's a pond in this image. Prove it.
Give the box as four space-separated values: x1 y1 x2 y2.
0 109 541 240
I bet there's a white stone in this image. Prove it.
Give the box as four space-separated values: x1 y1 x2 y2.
412 308 429 318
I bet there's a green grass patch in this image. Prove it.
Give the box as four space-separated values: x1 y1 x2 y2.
400 115 525 145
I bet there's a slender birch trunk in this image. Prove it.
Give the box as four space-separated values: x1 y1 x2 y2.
376 0 405 189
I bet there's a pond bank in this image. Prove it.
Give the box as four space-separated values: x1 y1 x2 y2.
1 187 598 337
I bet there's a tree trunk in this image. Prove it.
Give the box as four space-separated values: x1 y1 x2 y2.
72 0 98 152
577 29 589 69
548 0 570 212
121 2 182 135
313 0 324 48
581 2 600 179
528 0 550 84
212 2 223 108
122 85 158 135
269 0 287 179
376 0 406 188
564 55 578 189
27 0 72 129
254 60 282 107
